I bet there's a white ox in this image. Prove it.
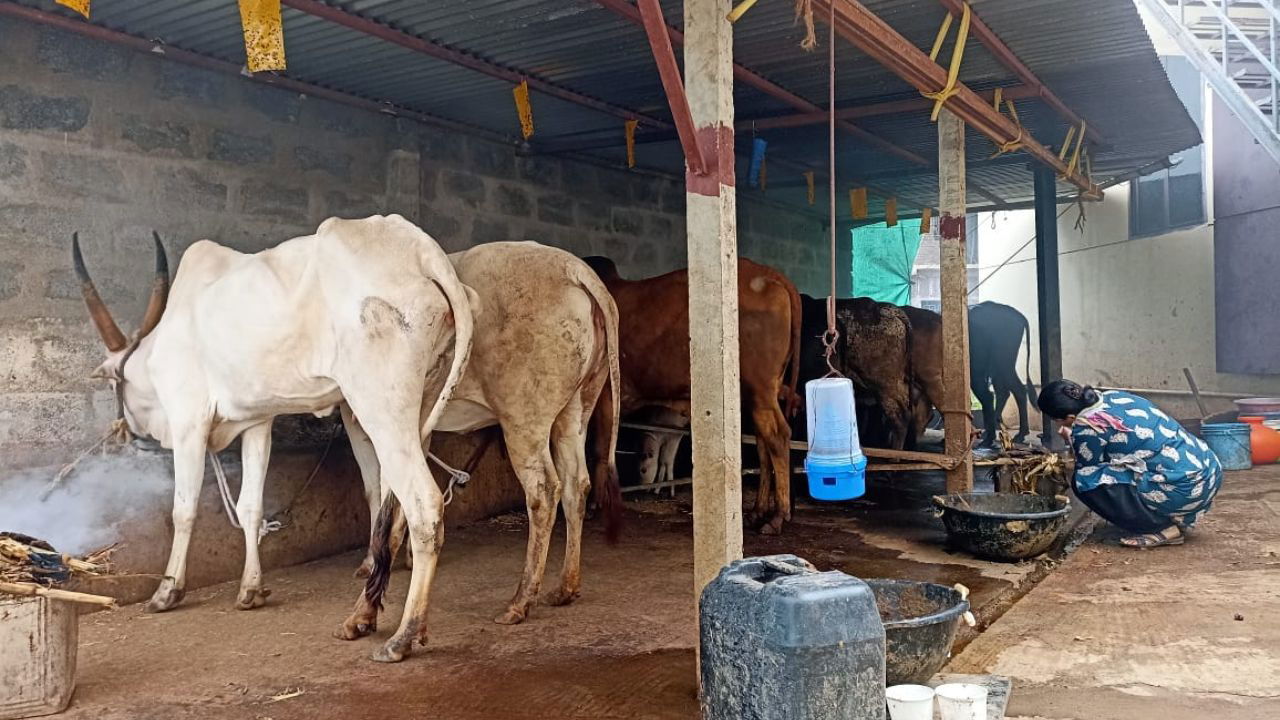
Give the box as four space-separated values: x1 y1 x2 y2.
634 406 688 493
343 241 622 633
74 215 473 662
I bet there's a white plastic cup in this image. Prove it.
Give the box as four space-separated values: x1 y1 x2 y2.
885 684 935 720
935 683 988 720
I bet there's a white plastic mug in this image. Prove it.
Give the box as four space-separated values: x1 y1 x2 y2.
935 683 988 720
885 684 935 720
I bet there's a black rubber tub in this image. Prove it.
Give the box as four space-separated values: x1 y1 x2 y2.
864 579 970 686
933 492 1072 561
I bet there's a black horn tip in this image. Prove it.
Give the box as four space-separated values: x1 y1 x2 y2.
71 232 89 280
151 231 170 280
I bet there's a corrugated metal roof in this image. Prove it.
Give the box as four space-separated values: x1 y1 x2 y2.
15 0 1201 214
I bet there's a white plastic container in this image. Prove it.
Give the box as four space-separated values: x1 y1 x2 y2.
0 595 77 719
935 682 987 720
885 684 935 720
804 377 867 500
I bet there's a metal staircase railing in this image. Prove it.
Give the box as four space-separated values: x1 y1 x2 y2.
1137 0 1280 164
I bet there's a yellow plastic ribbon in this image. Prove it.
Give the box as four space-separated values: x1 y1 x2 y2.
849 187 868 219
238 0 286 73
1065 120 1087 177
922 2 971 122
990 94 1024 158
886 197 898 227
56 0 89 18
625 119 638 168
513 80 534 140
805 171 815 206
1057 125 1078 163
921 207 933 234
726 0 759 23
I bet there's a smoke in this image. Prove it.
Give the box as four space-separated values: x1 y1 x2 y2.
0 452 174 554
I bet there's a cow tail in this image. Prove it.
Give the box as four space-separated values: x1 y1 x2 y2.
784 279 803 419
362 493 399 611
1021 311 1037 400
901 309 916 442
577 268 624 544
421 274 473 441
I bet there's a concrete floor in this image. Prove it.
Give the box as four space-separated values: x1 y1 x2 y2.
949 464 1280 720
56 471 1066 719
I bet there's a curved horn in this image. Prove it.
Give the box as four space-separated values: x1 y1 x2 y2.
72 233 128 352
137 231 170 339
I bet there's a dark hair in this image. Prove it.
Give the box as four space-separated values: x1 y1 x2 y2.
1037 379 1101 420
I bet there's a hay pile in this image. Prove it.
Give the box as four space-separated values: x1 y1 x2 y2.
0 532 117 607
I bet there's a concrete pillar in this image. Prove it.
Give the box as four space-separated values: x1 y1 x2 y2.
1033 164 1063 448
684 0 742 600
938 110 975 492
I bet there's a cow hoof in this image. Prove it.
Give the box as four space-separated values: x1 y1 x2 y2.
336 616 377 641
353 559 374 579
494 607 527 625
235 587 271 610
543 587 580 607
757 519 784 536
144 586 185 613
370 644 406 664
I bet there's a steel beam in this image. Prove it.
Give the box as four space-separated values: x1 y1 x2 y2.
813 0 1102 197
592 0 929 166
1033 164 1064 449
635 0 707 174
936 0 1104 144
281 0 672 129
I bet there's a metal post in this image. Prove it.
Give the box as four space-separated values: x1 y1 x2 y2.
1033 165 1063 449
938 109 974 493
684 0 742 605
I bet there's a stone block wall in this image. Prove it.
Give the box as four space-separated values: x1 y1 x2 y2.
0 15 828 469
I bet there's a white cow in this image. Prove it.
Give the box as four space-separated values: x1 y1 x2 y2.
635 406 688 493
74 215 473 663
343 241 622 633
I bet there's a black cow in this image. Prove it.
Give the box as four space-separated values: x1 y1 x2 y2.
969 301 1035 446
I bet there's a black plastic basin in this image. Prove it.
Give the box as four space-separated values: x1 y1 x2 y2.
934 492 1071 561
864 579 969 686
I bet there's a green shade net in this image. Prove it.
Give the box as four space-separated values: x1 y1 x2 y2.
850 219 921 305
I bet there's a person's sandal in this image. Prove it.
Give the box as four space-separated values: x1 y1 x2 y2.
1119 529 1184 548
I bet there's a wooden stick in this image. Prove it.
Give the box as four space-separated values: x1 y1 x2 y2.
0 581 117 607
1183 367 1209 419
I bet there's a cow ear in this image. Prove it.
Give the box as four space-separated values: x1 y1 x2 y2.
462 284 482 319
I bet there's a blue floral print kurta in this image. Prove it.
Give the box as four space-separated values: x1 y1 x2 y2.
1070 390 1223 529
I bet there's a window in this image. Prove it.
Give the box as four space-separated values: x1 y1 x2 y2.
1130 56 1206 237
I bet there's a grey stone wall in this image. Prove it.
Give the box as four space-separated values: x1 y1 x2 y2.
0 16 827 469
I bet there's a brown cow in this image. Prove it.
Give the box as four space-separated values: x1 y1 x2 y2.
583 257 801 535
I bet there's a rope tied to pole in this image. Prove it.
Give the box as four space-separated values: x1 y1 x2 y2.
922 2 972 122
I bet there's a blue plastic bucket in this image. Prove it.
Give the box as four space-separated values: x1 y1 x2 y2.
805 455 868 501
1202 422 1252 471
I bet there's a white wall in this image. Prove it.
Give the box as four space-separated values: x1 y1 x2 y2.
975 182 1280 422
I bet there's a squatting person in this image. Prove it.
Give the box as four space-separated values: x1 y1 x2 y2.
1037 379 1223 548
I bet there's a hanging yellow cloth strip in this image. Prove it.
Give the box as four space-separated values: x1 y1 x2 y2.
513 80 534 140
238 0 286 73
759 157 768 191
920 207 933 234
56 0 89 19
849 187 868 219
726 0 759 23
922 2 971 121
805 171 816 206
624 119 638 168
885 197 898 227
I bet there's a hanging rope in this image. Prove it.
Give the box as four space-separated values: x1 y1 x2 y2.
794 0 817 51
922 2 971 122
821 0 841 378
